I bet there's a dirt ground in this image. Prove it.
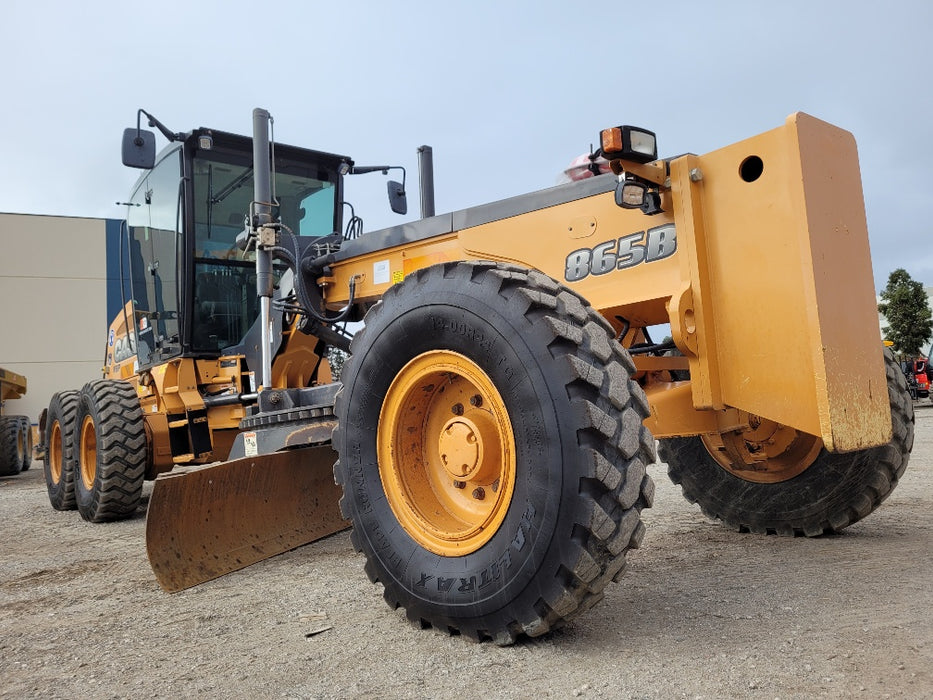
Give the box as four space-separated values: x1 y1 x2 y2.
2 408 931 700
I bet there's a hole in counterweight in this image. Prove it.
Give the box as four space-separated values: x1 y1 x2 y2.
739 155 764 182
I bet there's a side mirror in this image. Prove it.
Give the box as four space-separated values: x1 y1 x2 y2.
122 128 156 169
388 180 407 215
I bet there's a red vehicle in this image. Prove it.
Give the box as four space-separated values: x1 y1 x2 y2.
903 358 930 399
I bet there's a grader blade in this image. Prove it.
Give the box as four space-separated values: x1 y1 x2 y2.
145 446 348 592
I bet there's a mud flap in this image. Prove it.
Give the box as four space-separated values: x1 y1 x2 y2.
146 446 348 592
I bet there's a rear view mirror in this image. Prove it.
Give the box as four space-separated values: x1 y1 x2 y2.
122 128 156 169
388 180 407 215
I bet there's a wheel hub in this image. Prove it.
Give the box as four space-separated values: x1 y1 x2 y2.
79 415 97 491
49 422 63 483
378 350 515 556
702 414 823 484
437 410 501 483
438 418 480 478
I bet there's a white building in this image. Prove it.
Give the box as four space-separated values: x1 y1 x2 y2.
0 213 120 423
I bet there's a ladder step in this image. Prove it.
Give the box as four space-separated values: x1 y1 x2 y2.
168 419 188 429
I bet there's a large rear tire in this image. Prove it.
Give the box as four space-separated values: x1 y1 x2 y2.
44 391 80 510
334 262 656 643
74 380 147 522
0 415 25 476
658 348 912 536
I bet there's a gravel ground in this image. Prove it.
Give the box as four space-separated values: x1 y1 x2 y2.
2 408 931 699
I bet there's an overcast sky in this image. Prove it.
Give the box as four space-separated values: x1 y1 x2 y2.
2 0 930 291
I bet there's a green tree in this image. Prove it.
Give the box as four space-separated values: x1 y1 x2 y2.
878 268 933 358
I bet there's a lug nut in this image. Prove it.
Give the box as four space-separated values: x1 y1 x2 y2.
472 487 485 500
453 480 465 489
451 403 464 416
469 394 483 407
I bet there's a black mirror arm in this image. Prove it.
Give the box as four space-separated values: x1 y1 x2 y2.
351 164 406 190
137 109 185 144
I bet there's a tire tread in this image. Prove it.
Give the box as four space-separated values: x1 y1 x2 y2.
335 262 656 643
74 380 146 522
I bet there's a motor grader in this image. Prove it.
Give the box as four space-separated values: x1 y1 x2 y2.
0 367 33 476
44 108 911 644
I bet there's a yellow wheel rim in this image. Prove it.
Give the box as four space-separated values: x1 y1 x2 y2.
79 415 97 491
377 350 515 556
49 421 63 484
702 415 823 484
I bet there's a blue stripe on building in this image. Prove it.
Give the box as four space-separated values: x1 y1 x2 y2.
104 218 130 325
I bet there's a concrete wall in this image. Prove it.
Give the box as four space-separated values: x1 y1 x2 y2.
0 213 115 424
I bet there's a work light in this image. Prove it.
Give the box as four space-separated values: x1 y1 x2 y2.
600 125 657 164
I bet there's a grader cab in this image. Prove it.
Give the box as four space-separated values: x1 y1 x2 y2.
44 108 911 644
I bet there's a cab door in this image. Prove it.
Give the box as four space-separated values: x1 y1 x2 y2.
126 146 184 368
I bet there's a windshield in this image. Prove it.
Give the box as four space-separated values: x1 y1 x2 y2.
189 154 339 353
192 156 338 249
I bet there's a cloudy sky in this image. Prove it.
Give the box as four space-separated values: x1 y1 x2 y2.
2 0 930 290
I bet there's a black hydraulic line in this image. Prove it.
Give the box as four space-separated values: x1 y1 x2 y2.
269 226 358 326
628 340 677 356
613 316 675 356
342 202 363 239
614 315 631 344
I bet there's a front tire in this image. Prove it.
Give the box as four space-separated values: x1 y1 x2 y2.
334 262 656 643
659 348 912 536
74 380 147 522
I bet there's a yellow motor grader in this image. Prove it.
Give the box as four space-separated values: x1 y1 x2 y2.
44 108 911 644
0 367 33 476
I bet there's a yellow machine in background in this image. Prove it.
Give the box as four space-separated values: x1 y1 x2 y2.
44 109 911 644
0 367 33 476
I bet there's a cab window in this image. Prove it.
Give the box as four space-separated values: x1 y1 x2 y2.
189 154 338 352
